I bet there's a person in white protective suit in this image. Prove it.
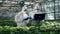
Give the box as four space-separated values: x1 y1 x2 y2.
15 5 29 26
29 4 44 26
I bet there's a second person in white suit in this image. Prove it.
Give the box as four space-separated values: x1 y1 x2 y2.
29 4 43 26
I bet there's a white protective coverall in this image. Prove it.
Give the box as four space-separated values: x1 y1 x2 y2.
29 5 43 26
15 6 29 26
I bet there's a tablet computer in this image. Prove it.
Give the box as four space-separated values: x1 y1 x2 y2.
34 14 45 20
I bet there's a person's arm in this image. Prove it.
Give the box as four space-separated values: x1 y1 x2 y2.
29 12 33 19
22 14 29 21
22 17 28 21
15 12 21 23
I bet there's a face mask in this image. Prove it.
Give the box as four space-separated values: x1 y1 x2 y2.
35 9 39 10
24 9 27 11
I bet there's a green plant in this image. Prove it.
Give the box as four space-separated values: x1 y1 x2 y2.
0 20 17 27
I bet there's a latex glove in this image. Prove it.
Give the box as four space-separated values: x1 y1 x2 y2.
28 16 32 19
22 17 28 21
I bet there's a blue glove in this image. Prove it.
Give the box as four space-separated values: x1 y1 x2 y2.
22 17 28 21
28 16 32 19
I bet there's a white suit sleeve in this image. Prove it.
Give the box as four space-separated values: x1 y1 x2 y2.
29 12 35 19
15 12 22 23
23 14 28 18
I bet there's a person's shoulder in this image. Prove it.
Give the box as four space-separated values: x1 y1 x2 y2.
39 11 42 13
30 11 34 13
15 11 22 16
18 11 23 14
